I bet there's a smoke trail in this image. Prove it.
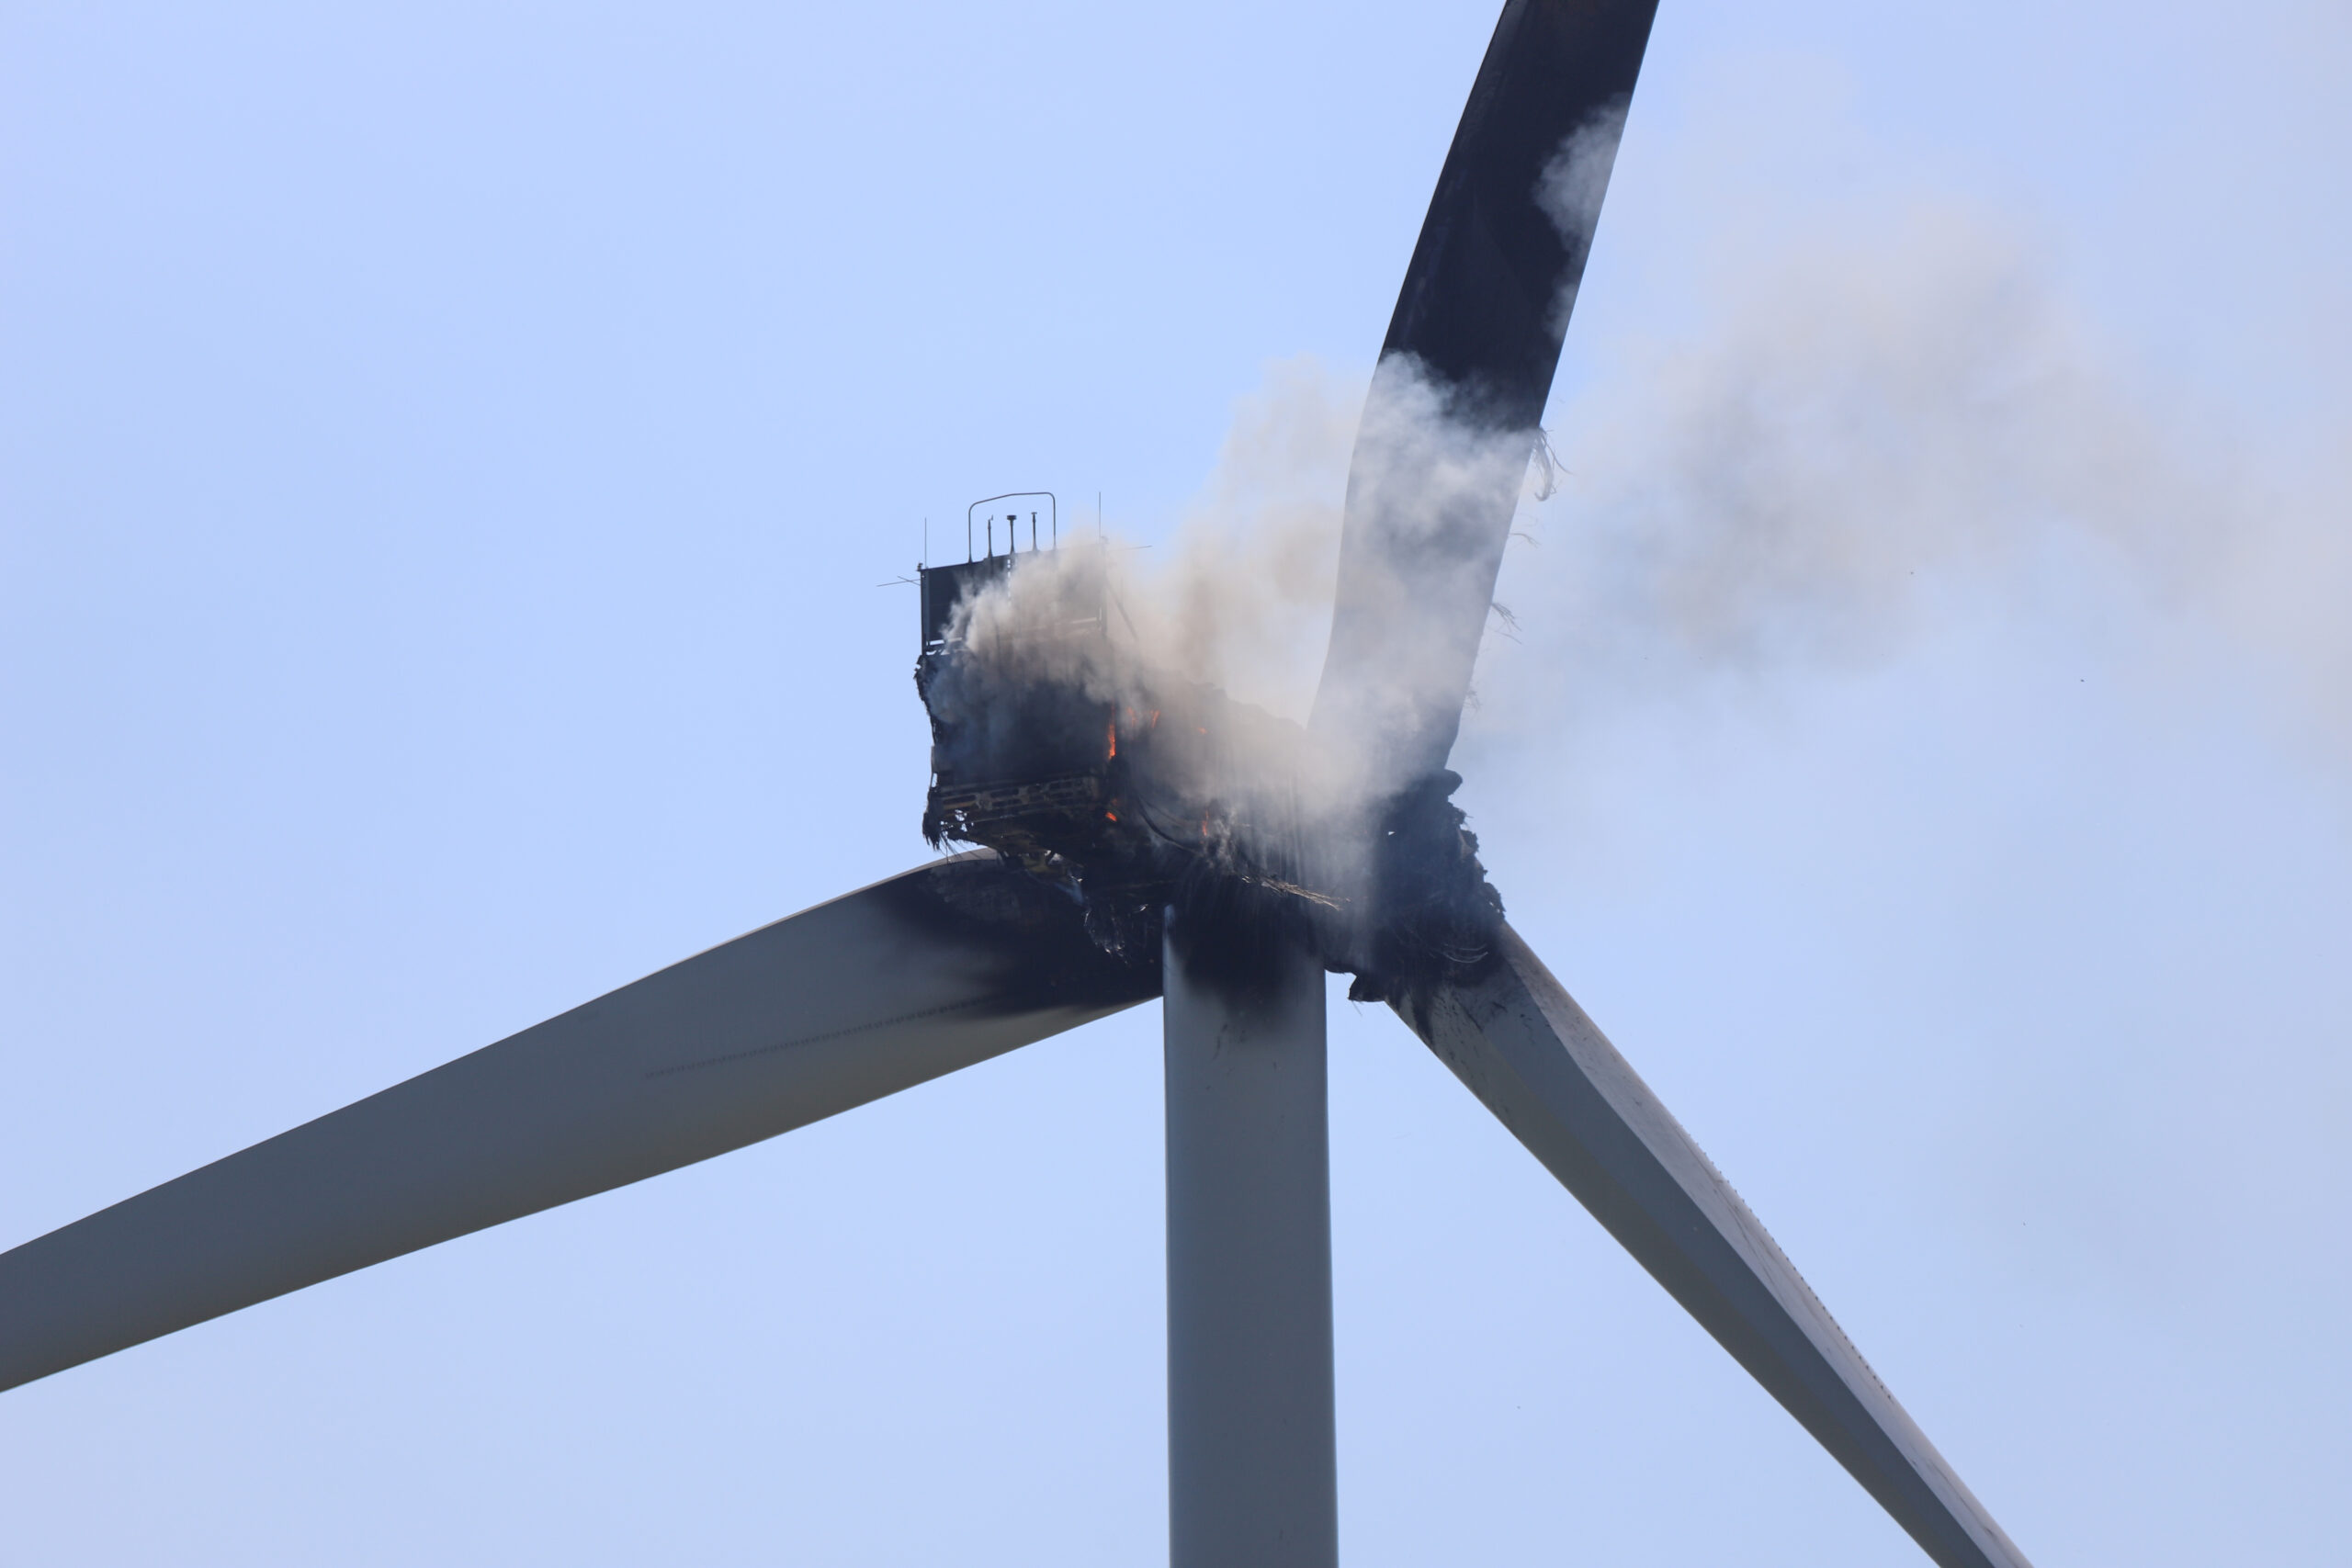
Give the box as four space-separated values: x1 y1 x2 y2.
1469 195 2351 778
952 194 2346 817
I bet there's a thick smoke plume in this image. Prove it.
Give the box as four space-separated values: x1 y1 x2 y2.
934 116 2348 989
933 355 1536 988
946 356 1544 811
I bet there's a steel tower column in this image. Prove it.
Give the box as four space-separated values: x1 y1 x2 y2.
1162 930 1337 1568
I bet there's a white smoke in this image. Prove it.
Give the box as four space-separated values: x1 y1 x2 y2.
1145 356 1361 723
1562 208 2222 660
1471 193 2352 778
1308 355 1544 787
950 354 1543 816
1538 97 1630 333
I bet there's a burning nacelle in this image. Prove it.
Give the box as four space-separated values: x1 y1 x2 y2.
915 537 1321 958
913 516 1502 995
915 545 1118 863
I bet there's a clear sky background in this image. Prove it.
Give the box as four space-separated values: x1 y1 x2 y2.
3 2 2346 1563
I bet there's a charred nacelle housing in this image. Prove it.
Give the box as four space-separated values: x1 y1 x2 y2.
916 548 1116 862
913 531 1502 991
913 542 1325 960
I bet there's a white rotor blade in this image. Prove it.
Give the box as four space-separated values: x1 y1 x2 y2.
1401 924 2031 1568
1 851 1153 1393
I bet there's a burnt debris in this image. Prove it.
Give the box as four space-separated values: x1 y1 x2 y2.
913 540 1503 997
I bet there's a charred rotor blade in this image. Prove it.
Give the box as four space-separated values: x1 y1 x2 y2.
1396 925 2031 1568
1314 0 1659 777
1384 0 1658 423
1 852 1155 1393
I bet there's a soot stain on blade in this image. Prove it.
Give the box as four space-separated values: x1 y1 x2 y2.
878 851 1163 1013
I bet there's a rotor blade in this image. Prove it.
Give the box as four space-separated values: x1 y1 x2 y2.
1382 0 1657 423
1 852 1156 1393
1313 0 1659 779
1395 924 2032 1568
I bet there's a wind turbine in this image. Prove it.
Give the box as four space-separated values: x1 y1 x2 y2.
1 5 2032 1566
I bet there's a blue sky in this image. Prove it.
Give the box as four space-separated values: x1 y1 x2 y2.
3 2 2346 1562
